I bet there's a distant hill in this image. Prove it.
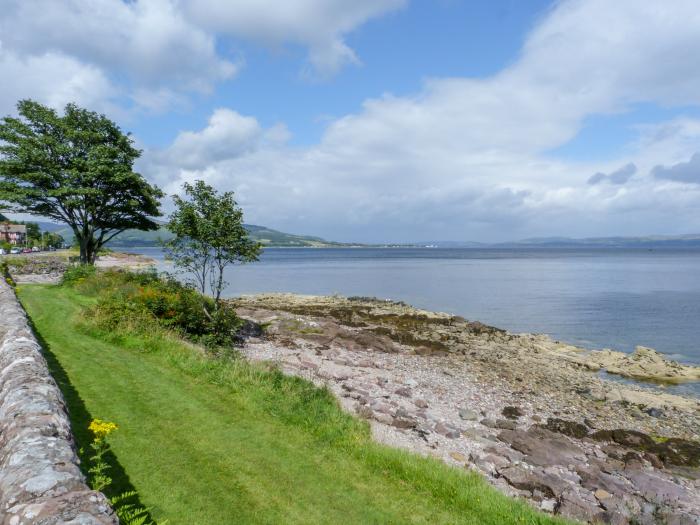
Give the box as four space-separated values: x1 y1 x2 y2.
48 223 352 248
497 234 700 248
25 221 700 250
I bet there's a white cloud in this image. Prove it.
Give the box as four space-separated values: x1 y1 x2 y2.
166 109 263 170
181 0 406 75
0 48 117 117
0 0 402 115
0 0 236 92
144 0 700 241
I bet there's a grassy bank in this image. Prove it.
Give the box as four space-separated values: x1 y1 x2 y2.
19 281 567 524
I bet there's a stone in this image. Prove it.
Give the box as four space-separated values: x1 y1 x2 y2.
558 489 605 523
458 408 479 421
540 499 557 512
0 279 117 524
498 465 570 498
414 398 429 409
480 417 498 428
644 407 664 418
394 386 412 397
498 427 587 467
595 488 612 501
501 406 523 420
374 412 394 425
391 415 418 429
542 417 589 439
624 470 694 506
495 419 517 430
434 422 461 439
449 451 467 462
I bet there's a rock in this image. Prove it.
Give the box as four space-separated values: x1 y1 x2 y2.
501 406 523 420
458 407 479 421
391 415 418 429
590 429 700 468
540 499 557 513
0 279 117 524
355 404 373 419
558 489 605 523
480 417 498 428
434 422 461 439
644 407 664 418
575 465 633 497
394 386 412 397
495 419 517 430
581 346 700 383
498 427 587 467
372 401 393 414
542 417 589 439
449 451 467 462
624 470 695 506
299 358 320 370
374 412 394 425
595 488 612 501
414 398 429 408
498 465 570 498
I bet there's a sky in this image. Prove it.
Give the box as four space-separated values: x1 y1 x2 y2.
2 0 700 243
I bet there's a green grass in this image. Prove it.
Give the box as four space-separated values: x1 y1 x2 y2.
19 283 569 525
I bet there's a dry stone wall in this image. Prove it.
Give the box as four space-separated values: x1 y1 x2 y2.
0 279 116 524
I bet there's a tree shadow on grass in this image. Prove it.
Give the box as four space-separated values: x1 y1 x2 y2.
27 315 158 522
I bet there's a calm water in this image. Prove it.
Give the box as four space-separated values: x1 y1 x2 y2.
133 246 700 393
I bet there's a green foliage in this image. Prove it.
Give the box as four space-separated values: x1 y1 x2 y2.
0 241 10 252
0 260 15 287
68 269 242 349
164 180 261 306
87 420 161 525
0 99 163 264
61 264 98 285
111 492 163 525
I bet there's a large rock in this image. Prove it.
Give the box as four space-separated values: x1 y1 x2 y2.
498 427 587 467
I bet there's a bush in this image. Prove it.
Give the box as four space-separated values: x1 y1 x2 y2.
0 260 15 287
61 264 97 285
70 269 242 349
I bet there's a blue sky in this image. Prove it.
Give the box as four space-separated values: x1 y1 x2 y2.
132 1 554 148
2 0 700 242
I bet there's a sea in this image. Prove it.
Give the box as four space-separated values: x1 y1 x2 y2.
131 246 700 396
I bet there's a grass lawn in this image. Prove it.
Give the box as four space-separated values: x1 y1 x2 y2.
19 283 569 525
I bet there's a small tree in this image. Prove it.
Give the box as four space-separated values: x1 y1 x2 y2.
24 222 40 247
0 100 163 264
164 181 261 310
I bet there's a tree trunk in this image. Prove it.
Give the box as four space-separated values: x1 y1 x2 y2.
78 235 89 265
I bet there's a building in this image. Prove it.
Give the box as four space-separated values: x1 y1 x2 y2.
0 223 27 246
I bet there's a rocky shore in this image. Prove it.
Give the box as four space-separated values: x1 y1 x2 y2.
234 294 700 524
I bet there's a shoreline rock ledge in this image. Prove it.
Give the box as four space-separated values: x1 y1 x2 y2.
235 293 700 525
0 279 116 524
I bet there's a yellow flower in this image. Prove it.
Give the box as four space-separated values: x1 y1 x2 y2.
89 418 118 440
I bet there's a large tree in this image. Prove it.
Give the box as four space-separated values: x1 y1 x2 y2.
0 100 163 264
164 180 261 309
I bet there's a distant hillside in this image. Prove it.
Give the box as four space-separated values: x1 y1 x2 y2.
498 234 700 248
49 223 351 248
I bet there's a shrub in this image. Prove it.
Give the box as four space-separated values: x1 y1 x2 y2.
73 269 242 349
0 260 15 287
61 264 97 285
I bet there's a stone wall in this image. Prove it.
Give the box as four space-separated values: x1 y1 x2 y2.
0 279 116 524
